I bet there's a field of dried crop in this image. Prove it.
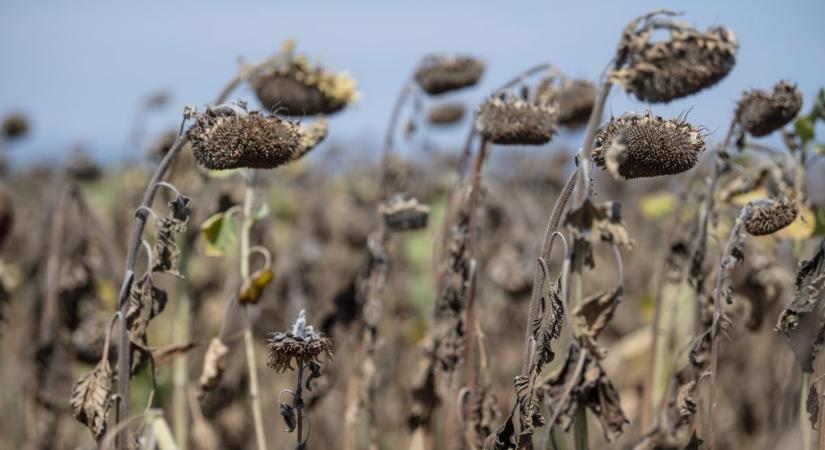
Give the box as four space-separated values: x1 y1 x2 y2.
2 8 825 450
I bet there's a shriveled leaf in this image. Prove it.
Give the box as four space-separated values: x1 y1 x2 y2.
198 337 229 395
531 275 564 369
70 358 112 439
683 431 703 450
152 216 182 277
574 287 623 341
125 274 168 373
566 199 634 250
777 238 825 372
482 410 516 450
808 382 820 430
168 194 192 232
280 402 296 432
238 268 275 305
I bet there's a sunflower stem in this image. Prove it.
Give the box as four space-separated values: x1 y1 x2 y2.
114 132 190 450
238 170 268 450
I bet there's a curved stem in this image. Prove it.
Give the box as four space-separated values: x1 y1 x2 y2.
115 133 190 450
380 80 415 196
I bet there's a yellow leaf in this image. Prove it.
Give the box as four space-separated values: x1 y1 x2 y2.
239 269 276 305
639 192 677 219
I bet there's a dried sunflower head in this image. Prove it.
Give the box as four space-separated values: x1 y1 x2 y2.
266 310 333 373
744 197 799 236
592 113 704 179
427 102 465 126
189 106 302 170
253 47 358 116
736 81 803 137
1 112 29 139
536 78 596 127
379 193 430 231
292 119 329 161
414 55 485 95
475 95 557 146
610 24 737 103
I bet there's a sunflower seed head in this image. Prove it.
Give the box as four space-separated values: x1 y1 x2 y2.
267 310 334 373
1 112 29 139
414 55 485 96
253 48 358 116
593 113 705 179
536 78 596 127
611 25 737 103
737 81 803 137
379 193 430 231
189 108 302 170
427 102 466 126
475 95 557 146
744 197 799 236
292 119 329 161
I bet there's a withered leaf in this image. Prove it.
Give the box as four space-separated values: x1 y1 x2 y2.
482 409 516 450
280 402 296 432
674 380 698 426
531 277 564 370
125 274 168 373
152 216 182 277
574 287 623 341
198 337 229 396
808 382 820 431
168 194 192 232
542 345 629 442
777 238 825 372
238 268 275 305
683 431 703 450
70 358 112 439
565 199 634 250
305 360 322 391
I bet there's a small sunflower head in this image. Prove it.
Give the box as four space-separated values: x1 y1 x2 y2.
253 46 358 116
414 55 485 96
744 197 799 236
536 78 597 128
736 81 803 137
592 113 705 179
427 102 466 126
2 112 29 139
475 95 557 146
189 106 303 170
266 310 333 373
610 24 737 103
379 194 430 232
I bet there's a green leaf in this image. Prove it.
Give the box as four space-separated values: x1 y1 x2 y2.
812 207 825 236
199 212 238 256
252 202 270 221
795 117 815 143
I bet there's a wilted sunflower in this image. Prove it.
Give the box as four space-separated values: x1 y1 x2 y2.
266 310 333 373
1 112 29 139
592 113 705 179
736 81 803 137
475 95 557 145
744 197 799 236
379 193 430 231
414 55 485 95
610 24 737 103
253 46 358 116
292 118 329 161
189 106 303 170
536 78 597 127
427 102 466 126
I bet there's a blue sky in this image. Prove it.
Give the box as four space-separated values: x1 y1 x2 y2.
1 0 823 166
